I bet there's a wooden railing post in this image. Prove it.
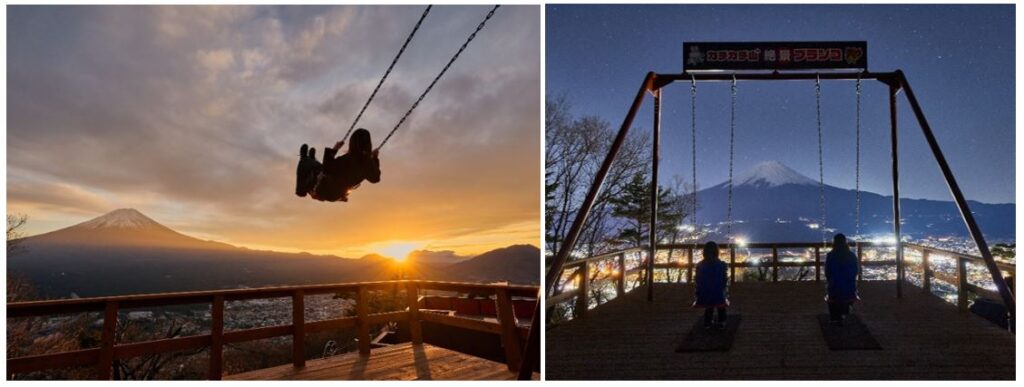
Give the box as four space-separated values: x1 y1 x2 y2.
495 288 523 372
814 246 821 281
729 246 736 284
771 247 779 282
406 282 423 344
575 262 588 319
97 301 118 380
922 250 932 293
958 257 969 312
292 290 305 368
686 247 694 283
356 286 371 355
616 254 626 297
666 249 673 283
209 295 224 380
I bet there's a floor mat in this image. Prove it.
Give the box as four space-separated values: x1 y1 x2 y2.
817 313 882 350
675 315 742 352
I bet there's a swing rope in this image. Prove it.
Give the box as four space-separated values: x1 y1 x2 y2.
690 74 698 239
727 74 736 241
855 74 862 238
376 5 501 151
344 5 432 141
815 74 827 248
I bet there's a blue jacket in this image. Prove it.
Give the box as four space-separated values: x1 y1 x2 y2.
693 259 729 307
825 247 859 302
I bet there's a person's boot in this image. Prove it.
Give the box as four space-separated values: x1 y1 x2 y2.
296 144 311 197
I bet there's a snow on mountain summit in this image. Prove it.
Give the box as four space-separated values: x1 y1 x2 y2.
734 161 816 188
74 208 165 230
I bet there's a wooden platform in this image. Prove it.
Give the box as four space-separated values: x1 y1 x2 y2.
547 281 1014 380
227 343 530 380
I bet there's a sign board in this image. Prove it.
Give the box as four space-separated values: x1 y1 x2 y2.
683 41 867 72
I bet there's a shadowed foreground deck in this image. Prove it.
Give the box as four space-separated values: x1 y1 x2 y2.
547 281 1014 380
227 343 532 380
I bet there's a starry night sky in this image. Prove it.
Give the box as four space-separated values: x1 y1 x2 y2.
547 4 1014 204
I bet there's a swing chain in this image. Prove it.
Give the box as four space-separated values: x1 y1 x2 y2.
855 74 862 238
345 5 432 141
690 74 698 239
376 5 501 151
727 74 736 241
815 73 826 247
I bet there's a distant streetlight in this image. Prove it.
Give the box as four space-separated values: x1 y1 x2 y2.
735 237 748 248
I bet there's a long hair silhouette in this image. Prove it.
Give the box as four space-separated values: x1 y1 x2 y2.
349 128 373 157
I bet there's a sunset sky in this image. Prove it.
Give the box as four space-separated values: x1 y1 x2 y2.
7 5 540 257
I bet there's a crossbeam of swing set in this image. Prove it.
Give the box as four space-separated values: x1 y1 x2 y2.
540 70 1015 329
653 70 900 88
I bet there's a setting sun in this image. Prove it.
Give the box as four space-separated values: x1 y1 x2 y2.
376 241 425 262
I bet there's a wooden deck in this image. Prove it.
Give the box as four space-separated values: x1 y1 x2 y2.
546 281 1014 380
226 343 531 380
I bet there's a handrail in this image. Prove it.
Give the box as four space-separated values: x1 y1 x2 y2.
8 280 538 318
7 280 539 380
904 242 1016 271
547 242 1015 323
560 247 647 267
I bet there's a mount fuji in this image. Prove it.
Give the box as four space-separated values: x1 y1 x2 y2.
689 161 1014 241
9 209 540 298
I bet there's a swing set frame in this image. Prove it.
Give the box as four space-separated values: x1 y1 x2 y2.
540 69 1016 331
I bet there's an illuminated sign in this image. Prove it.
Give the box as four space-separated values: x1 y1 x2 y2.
684 41 867 71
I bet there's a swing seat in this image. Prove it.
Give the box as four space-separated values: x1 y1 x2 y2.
825 294 860 304
692 300 730 308
309 173 358 202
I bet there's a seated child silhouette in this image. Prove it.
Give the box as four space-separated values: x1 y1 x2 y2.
693 241 729 329
825 233 860 326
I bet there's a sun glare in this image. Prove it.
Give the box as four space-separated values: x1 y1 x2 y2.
377 242 424 262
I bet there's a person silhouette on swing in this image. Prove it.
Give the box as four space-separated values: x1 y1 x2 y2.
295 128 381 202
693 241 729 329
825 233 860 326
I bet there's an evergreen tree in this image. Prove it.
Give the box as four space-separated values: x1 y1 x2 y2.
607 173 682 248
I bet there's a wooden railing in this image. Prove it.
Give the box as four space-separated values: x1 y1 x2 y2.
546 242 1015 322
905 243 1016 310
7 280 539 380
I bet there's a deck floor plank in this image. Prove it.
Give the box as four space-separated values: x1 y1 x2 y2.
547 281 1014 380
226 343 532 380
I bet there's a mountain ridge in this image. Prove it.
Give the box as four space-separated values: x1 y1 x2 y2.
9 209 540 298
690 160 1014 241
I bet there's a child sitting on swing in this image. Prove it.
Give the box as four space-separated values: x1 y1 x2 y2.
295 128 381 202
693 241 729 329
825 233 860 326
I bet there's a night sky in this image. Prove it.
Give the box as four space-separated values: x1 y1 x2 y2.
547 4 1014 204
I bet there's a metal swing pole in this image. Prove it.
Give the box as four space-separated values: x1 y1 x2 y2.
648 88 662 302
888 80 904 299
896 70 1015 322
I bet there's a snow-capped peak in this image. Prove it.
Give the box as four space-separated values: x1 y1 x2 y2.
734 161 816 188
74 208 164 230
